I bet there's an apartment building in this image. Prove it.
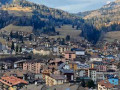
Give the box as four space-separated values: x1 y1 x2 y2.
23 60 44 74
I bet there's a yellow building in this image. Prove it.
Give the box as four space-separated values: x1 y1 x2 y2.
69 62 78 70
45 74 66 86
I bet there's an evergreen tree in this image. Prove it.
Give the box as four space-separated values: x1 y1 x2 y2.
19 47 22 53
29 34 32 41
11 42 14 50
86 80 95 88
16 45 19 53
72 24 74 28
66 35 70 41
10 31 13 38
81 79 86 87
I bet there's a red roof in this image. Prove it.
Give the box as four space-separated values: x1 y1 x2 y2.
0 76 28 86
98 80 114 88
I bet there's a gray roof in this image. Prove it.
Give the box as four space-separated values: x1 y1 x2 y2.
50 74 66 80
60 69 74 74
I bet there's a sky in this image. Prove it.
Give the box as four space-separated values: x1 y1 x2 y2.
28 0 115 13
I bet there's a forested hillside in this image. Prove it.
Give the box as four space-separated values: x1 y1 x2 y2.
78 0 120 29
0 0 101 44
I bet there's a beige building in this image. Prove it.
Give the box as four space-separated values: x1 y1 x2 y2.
23 61 44 74
45 74 66 86
33 49 50 55
58 45 71 55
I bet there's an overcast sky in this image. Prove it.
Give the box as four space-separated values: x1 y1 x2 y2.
28 0 115 13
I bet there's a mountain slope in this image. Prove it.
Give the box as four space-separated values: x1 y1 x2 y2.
0 0 81 35
78 0 120 28
0 0 101 44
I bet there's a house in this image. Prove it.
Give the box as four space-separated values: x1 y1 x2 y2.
22 47 33 53
57 45 71 55
98 80 117 90
90 55 102 62
33 48 50 55
76 69 88 77
58 62 74 81
108 77 119 85
64 51 76 60
77 63 90 69
0 61 12 70
45 74 66 86
106 55 115 60
3 69 34 81
71 48 85 56
0 76 28 90
107 64 118 71
14 60 26 69
42 69 51 80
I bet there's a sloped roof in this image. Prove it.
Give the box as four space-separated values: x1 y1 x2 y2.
0 76 28 86
98 80 115 88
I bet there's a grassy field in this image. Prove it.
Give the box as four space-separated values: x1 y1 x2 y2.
104 31 120 42
0 38 6 45
0 24 33 33
49 25 82 40
2 6 32 12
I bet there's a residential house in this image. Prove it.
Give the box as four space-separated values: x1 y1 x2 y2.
64 51 76 60
0 76 28 90
71 48 85 56
57 45 71 55
33 48 50 55
77 63 90 69
90 55 102 62
3 69 34 81
76 69 88 77
108 77 119 85
0 61 12 70
45 74 66 86
14 60 26 69
107 64 118 71
58 63 74 81
98 80 117 90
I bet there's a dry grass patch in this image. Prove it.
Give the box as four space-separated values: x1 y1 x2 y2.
2 6 32 12
49 25 82 40
0 24 33 33
104 31 120 42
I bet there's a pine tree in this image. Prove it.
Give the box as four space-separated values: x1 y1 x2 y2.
16 45 19 53
11 42 14 50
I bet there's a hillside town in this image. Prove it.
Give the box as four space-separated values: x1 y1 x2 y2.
0 30 120 90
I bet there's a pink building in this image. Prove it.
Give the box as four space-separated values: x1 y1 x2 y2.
23 61 44 74
64 51 76 60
